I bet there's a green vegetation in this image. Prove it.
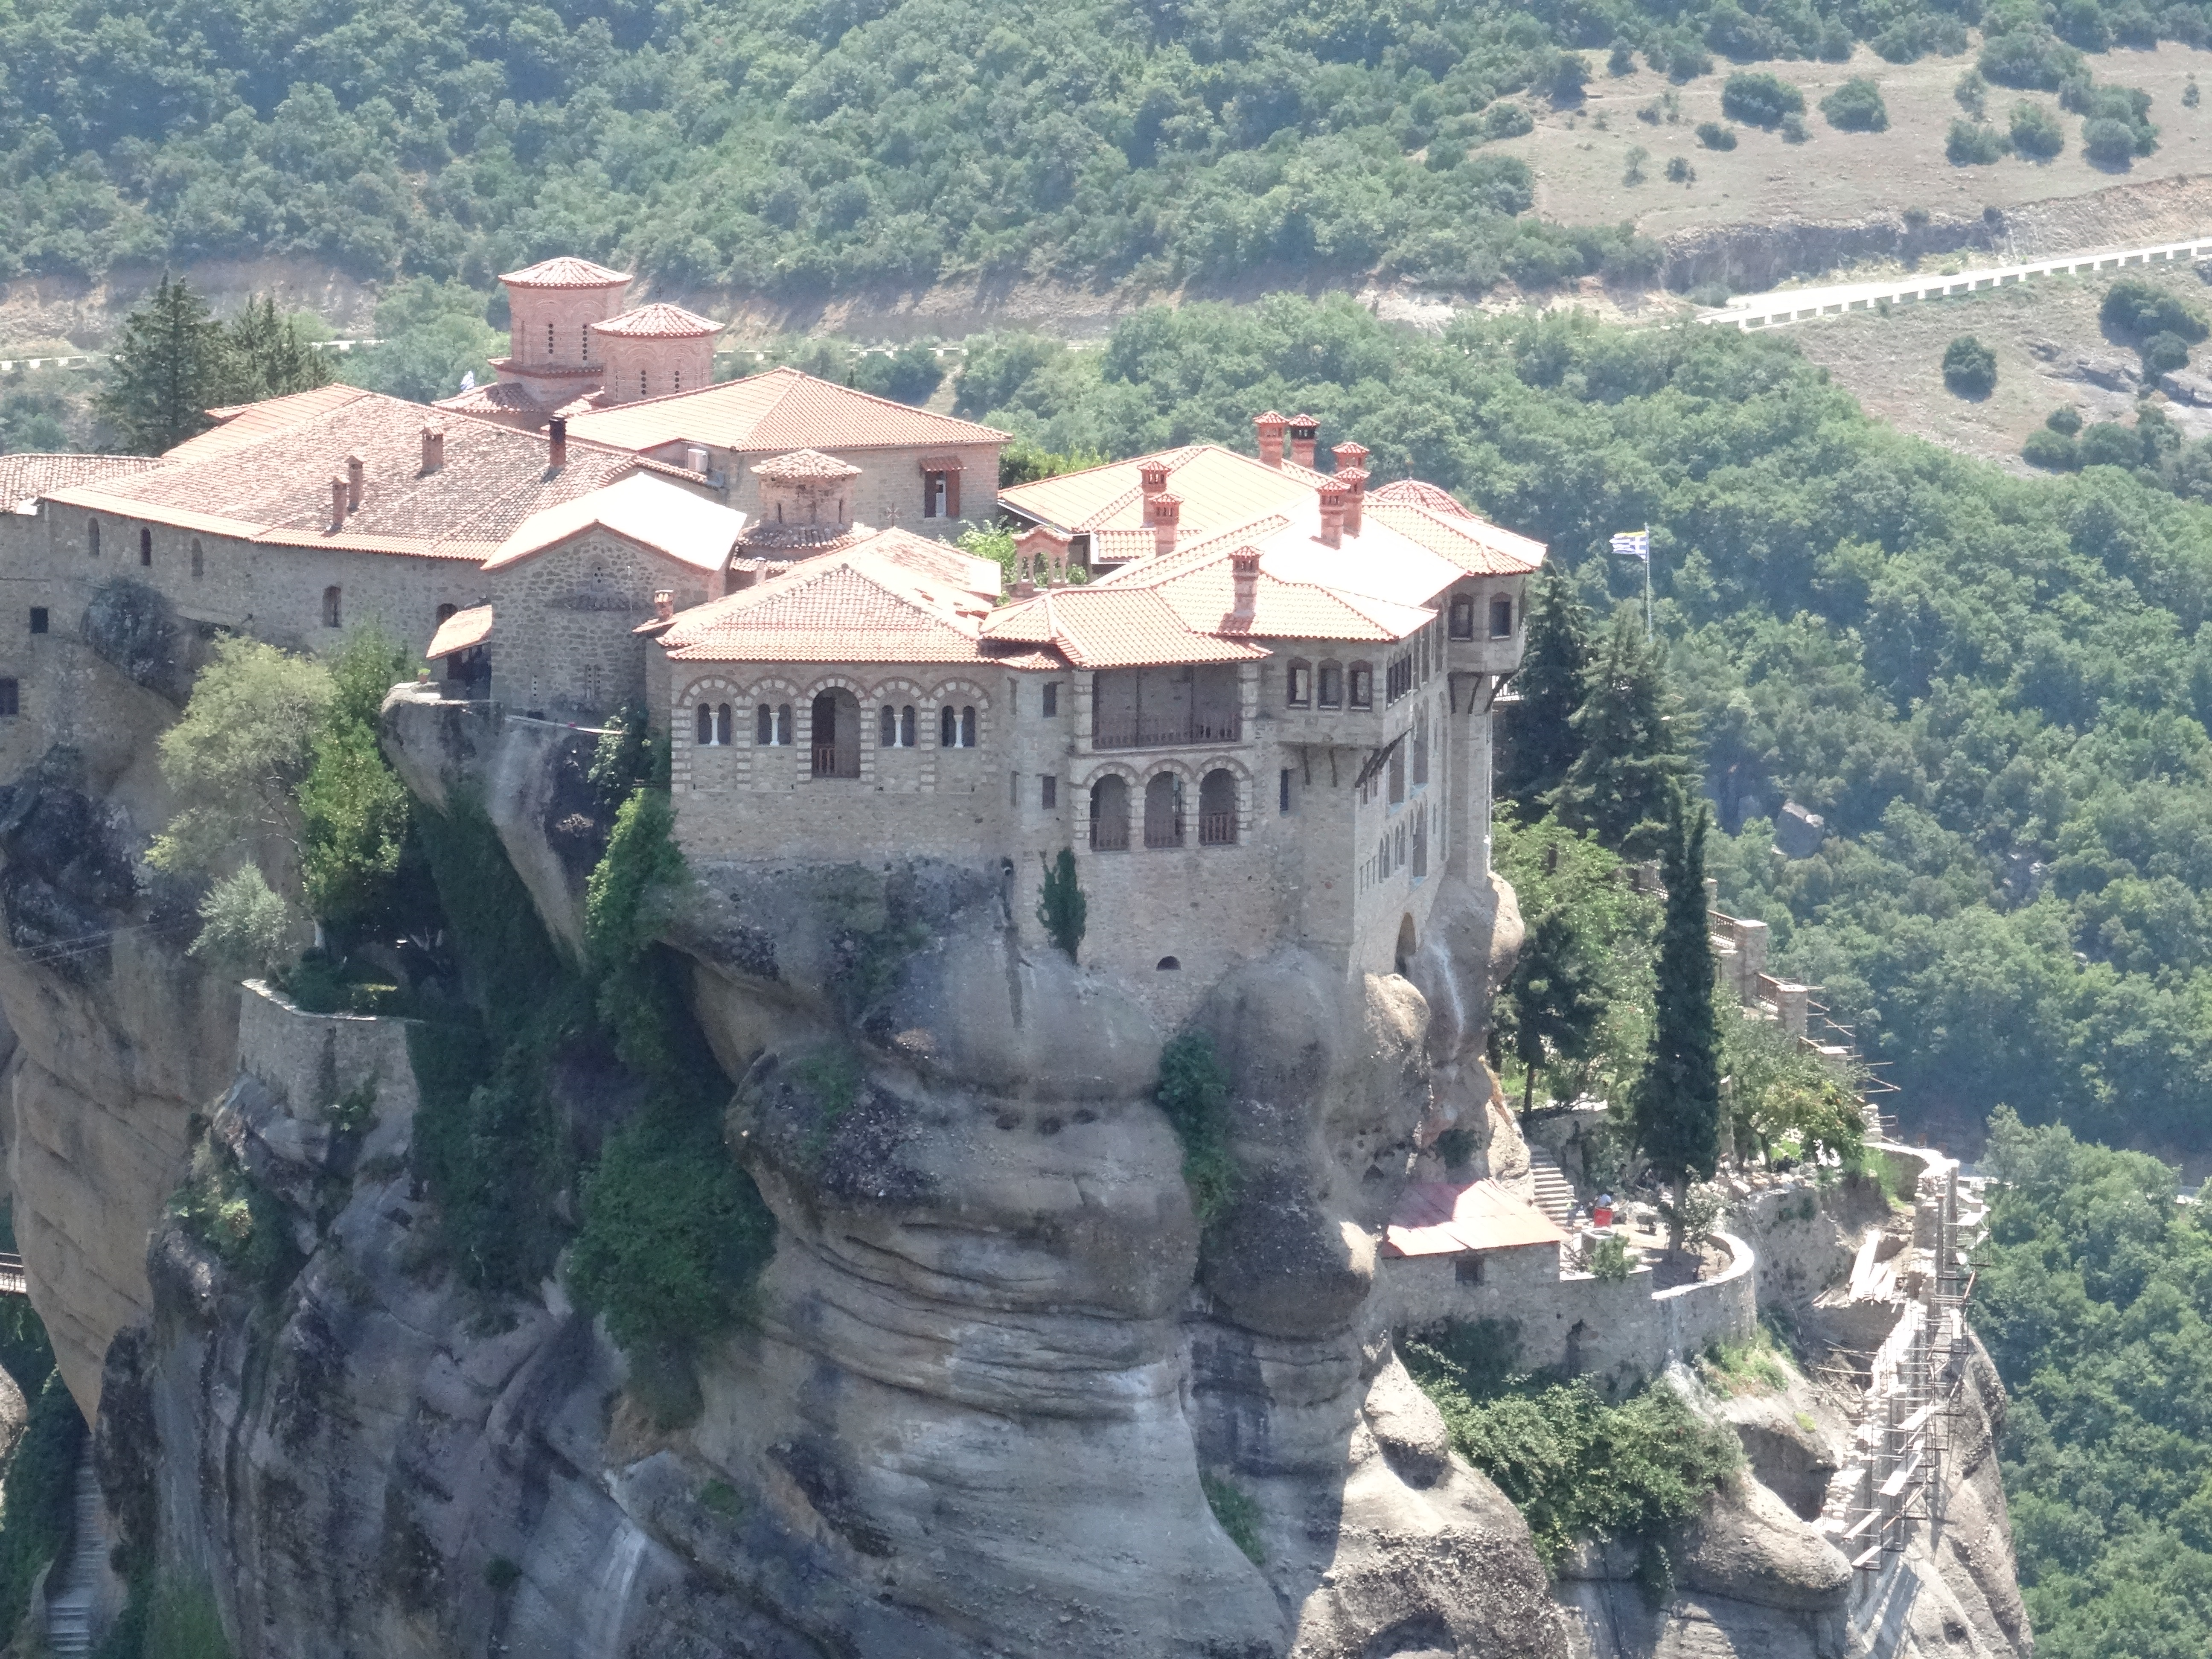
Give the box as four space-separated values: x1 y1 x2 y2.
1943 335 1997 398
339 278 502 406
1694 120 1736 151
1036 848 1087 962
96 277 330 454
1696 1323 1790 1395
1632 792 1723 1249
297 629 416 933
1819 78 1888 133
1946 118 2009 165
1200 1472 1266 1564
1156 1030 1237 1222
1972 1109 2212 1659
1552 611 1688 860
1719 71 1802 129
2010 101 2065 160
171 1135 303 1295
1403 1320 1738 1566
0 1374 87 1645
1585 1232 1636 1280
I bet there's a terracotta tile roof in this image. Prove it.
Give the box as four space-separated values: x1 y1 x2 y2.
427 603 495 658
980 586 1268 669
1147 553 1431 643
501 256 633 288
0 453 162 513
565 365 1010 455
1367 478 1473 518
165 384 379 462
46 387 641 563
593 302 721 339
1365 501 1546 577
483 472 742 574
1382 1179 1567 1258
659 547 1004 665
432 381 554 420
753 447 862 481
1001 445 1328 538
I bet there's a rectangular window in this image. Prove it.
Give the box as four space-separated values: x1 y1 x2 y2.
1490 597 1514 638
923 471 949 518
1042 682 1059 718
1449 595 1475 639
1041 775 1058 809
1011 771 1022 806
1455 1254 1484 1286
0 678 19 718
28 608 46 635
1279 768 1292 815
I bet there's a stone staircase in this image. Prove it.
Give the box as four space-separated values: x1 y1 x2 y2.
1526 1146 1576 1226
45 1449 108 1657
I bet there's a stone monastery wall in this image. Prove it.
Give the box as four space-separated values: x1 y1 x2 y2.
491 533 722 718
700 440 1001 538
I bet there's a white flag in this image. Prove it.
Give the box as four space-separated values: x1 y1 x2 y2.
1609 529 1650 562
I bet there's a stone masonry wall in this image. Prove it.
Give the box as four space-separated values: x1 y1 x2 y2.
489 532 720 718
695 441 1001 536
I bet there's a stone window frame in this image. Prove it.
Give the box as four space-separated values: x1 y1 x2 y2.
1488 595 1514 639
1448 594 1475 640
871 675 931 750
1285 657 1313 707
1317 659 1344 708
1347 661 1374 707
923 676 994 751
1080 760 1143 853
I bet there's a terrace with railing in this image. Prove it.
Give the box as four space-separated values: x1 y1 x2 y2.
1091 713 1243 751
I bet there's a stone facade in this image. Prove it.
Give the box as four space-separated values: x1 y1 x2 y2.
678 439 1001 538
489 532 724 718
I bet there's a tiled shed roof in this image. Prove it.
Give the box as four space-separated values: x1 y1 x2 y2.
594 302 721 339
1366 501 1547 577
980 585 1269 669
565 365 1010 455
1382 1179 1567 1258
45 387 641 562
427 604 495 658
434 381 556 421
0 453 162 513
501 256 633 288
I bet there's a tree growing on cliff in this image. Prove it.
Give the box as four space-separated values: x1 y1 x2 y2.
297 628 413 934
1500 903 1607 1118
1633 787 1722 1253
1551 610 1689 860
1498 563 1591 812
1037 848 1086 961
96 275 231 454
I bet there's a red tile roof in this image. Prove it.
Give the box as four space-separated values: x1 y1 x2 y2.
501 256 632 288
1382 1179 1567 1258
0 453 162 512
483 472 742 574
47 387 641 562
659 544 1006 665
432 381 555 421
1365 501 1546 577
593 302 721 339
427 604 495 658
753 447 862 481
980 585 1269 669
1000 445 1328 539
565 364 1010 455
167 384 380 462
1368 477 1473 517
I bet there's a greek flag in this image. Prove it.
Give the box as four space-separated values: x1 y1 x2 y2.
1609 529 1650 562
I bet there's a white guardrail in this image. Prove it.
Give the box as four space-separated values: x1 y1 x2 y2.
1705 235 2212 331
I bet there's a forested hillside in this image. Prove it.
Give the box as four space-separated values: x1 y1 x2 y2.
0 0 2197 298
969 296 2212 1154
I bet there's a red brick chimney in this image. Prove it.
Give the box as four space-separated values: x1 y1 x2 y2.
346 451 365 511
421 425 445 474
1253 410 1287 468
1289 414 1319 470
1338 468 1369 536
1317 481 1347 548
330 475 348 530
548 415 568 472
654 589 674 623
1152 492 1182 557
1228 549 1260 628
1332 440 1369 477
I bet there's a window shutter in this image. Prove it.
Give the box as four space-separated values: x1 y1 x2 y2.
947 468 960 520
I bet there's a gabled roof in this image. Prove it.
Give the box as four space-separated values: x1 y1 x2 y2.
1382 1179 1567 1258
501 256 632 288
46 387 641 563
564 365 1010 455
980 585 1269 669
658 544 1006 665
167 384 380 463
484 472 743 574
0 453 162 514
999 444 1329 538
1365 501 1545 577
594 302 720 340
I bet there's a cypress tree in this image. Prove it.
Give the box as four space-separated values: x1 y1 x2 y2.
1633 787 1722 1252
96 274 232 455
1037 848 1086 961
1499 562 1592 810
1550 608 1686 859
1501 903 1606 1118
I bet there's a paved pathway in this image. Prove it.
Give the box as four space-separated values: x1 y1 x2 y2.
1701 232 2212 331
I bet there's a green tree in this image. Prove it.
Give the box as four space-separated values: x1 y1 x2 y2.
96 274 230 454
224 295 335 402
1552 610 1686 859
1943 335 1997 397
1037 848 1087 960
342 278 500 404
147 637 330 882
296 628 413 932
1499 564 1592 811
1501 904 1607 1117
1819 78 1889 131
1633 788 1722 1251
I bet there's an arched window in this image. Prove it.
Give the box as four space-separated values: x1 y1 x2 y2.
1413 803 1429 878
191 538 204 579
881 706 898 747
1199 769 1237 845
1286 658 1312 707
1449 594 1475 639
1378 834 1389 877
437 602 457 624
1318 661 1343 707
87 518 99 557
1143 772 1182 848
1090 775 1130 850
1348 663 1373 707
1413 706 1429 787
1490 596 1513 639
960 705 977 748
756 703 773 745
323 586 341 629
777 703 794 745
900 705 915 747
717 704 732 745
698 704 716 745
1388 737 1405 804
941 705 957 747
139 527 152 567
1156 956 1181 971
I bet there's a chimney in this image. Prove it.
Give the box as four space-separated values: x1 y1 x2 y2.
330 475 349 530
1332 440 1369 477
1317 481 1346 548
684 443 710 475
1253 410 1288 468
346 451 365 510
1288 414 1319 470
653 589 674 623
1338 468 1369 536
548 416 568 472
421 425 445 474
1228 549 1260 629
1152 492 1181 558
1139 460 1171 523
